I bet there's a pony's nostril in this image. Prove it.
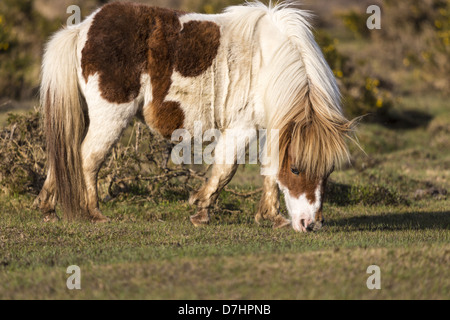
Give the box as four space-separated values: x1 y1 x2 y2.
300 219 314 232
300 219 306 227
299 219 319 232
299 219 309 232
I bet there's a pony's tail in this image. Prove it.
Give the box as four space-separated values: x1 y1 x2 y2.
41 27 88 220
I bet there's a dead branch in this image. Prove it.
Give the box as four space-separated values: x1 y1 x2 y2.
224 187 263 197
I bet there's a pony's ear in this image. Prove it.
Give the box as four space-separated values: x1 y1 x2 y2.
174 20 221 77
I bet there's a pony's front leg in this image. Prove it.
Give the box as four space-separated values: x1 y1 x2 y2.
189 163 239 226
255 175 291 229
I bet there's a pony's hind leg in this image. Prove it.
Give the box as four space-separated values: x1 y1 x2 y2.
189 132 241 226
34 170 59 222
81 99 137 222
189 163 239 226
189 164 238 226
255 175 290 229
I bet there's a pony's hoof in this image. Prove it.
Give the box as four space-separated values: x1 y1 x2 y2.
90 209 110 223
272 215 291 229
92 216 110 223
43 212 60 223
190 212 209 226
255 212 263 224
32 196 41 209
188 194 199 206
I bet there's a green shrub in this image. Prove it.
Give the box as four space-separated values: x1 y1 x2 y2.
339 10 371 39
315 30 393 119
377 0 450 92
0 0 61 99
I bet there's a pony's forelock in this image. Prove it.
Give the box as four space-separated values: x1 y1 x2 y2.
277 87 359 179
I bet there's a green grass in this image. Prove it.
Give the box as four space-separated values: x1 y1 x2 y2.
1 95 449 299
0 193 448 299
1 75 449 301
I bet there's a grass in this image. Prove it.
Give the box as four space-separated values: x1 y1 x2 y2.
1 30 449 301
0 91 449 299
0 193 448 299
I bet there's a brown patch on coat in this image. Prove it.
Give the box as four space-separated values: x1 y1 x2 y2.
82 2 221 104
146 10 181 104
144 101 184 139
277 145 320 202
174 20 221 77
81 2 183 104
81 2 220 137
141 5 185 137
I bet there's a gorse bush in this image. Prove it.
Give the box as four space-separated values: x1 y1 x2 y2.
315 30 393 119
380 0 450 92
0 7 33 99
339 0 450 93
0 0 61 99
339 10 371 39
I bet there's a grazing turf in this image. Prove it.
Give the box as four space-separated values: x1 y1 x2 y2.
1 93 449 299
0 0 449 301
1 62 449 302
0 161 448 299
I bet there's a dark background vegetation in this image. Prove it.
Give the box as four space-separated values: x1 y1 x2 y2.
1 0 448 112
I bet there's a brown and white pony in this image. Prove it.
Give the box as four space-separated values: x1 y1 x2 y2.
36 1 356 232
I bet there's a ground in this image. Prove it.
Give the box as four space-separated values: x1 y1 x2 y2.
0 92 449 299
0 0 449 300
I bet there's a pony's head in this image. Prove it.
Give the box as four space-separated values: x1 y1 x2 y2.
277 139 332 232
232 1 360 231
275 89 358 232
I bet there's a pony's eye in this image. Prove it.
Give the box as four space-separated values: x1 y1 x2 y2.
291 167 300 175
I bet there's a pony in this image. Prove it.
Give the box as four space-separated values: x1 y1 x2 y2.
36 1 356 232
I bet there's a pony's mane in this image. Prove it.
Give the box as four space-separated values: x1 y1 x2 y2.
226 1 357 178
